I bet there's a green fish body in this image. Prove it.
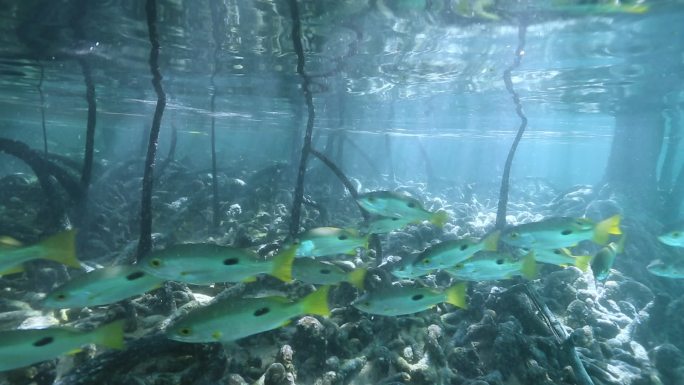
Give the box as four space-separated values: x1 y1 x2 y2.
591 237 624 281
391 260 429 279
0 230 81 276
647 259 684 279
167 287 330 343
444 250 537 281
43 265 164 309
295 227 369 258
501 215 621 249
0 320 124 372
365 216 416 234
527 248 591 272
141 244 294 285
352 283 467 316
658 228 684 247
413 231 499 272
356 191 448 228
292 258 366 289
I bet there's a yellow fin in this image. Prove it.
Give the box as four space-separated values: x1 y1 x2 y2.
482 230 500 252
270 245 296 282
211 331 223 340
94 320 125 350
242 276 257 283
623 4 649 14
346 268 367 290
39 229 82 269
281 319 292 327
67 348 83 355
0 264 25 276
0 236 22 247
430 210 449 228
574 255 592 272
521 251 538 280
444 282 468 309
299 286 330 317
593 215 622 245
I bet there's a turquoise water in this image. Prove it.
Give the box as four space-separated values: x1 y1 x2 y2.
1 1 684 385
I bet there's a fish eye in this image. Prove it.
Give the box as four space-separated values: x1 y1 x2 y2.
496 259 504 265
223 258 239 265
561 229 573 236
33 337 54 347
126 271 145 281
178 328 192 336
150 258 162 268
253 307 270 317
411 294 424 301
460 244 469 251
338 234 348 240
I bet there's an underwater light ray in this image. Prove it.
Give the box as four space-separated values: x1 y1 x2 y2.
136 0 167 261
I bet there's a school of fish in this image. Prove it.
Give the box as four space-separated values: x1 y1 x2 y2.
6 189 683 373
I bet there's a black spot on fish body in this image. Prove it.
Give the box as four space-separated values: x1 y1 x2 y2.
407 202 416 208
338 234 348 240
460 244 469 251
55 293 67 300
126 271 145 281
223 258 239 265
553 249 562 255
319 269 332 275
422 258 431 265
254 307 270 316
150 258 162 267
33 337 54 347
561 229 573 236
496 259 504 265
391 217 399 221
411 294 424 301
179 327 192 336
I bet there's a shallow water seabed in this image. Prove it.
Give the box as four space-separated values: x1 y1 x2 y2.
1 173 683 385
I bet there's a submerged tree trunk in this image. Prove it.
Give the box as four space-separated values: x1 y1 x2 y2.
603 98 664 210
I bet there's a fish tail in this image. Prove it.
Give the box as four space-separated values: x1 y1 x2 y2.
94 320 126 350
574 255 592 272
482 230 500 252
430 210 449 228
300 286 331 317
593 215 622 245
39 229 81 269
444 282 468 309
521 251 538 280
270 245 296 282
346 268 367 290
